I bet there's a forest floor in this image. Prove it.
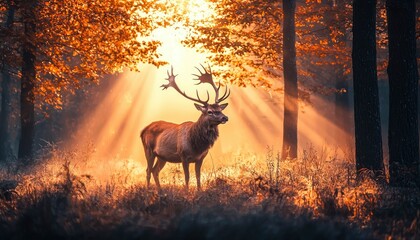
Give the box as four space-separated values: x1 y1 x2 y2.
0 145 419 240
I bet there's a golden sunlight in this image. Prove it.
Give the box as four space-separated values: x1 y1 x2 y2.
2 1 417 239
65 0 353 184
66 65 351 185
177 0 214 22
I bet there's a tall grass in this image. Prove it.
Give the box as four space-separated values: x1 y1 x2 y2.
0 144 418 239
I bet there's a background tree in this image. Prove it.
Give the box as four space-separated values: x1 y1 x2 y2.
386 0 419 187
0 0 18 162
19 0 36 160
352 0 383 172
324 0 352 141
0 0 169 161
281 0 298 159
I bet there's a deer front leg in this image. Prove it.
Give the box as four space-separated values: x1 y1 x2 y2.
182 161 190 191
195 159 203 191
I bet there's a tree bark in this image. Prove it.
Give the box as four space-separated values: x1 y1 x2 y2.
0 68 13 162
0 0 16 162
386 0 419 187
332 0 352 144
334 66 351 139
281 0 298 159
18 1 36 161
352 0 384 172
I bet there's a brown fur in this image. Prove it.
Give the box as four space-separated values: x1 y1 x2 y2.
140 103 228 191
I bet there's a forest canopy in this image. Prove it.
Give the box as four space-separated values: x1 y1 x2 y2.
0 0 171 110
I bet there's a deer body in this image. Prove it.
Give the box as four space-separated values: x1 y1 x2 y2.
142 118 218 164
141 66 229 191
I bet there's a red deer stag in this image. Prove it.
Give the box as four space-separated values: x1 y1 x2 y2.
140 65 230 191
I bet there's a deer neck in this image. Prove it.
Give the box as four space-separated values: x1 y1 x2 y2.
189 115 219 153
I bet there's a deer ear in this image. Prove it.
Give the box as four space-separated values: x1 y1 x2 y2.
194 103 205 112
219 103 228 110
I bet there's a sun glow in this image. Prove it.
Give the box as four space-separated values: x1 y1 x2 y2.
151 0 214 64
64 0 354 185
178 0 214 22
66 66 352 182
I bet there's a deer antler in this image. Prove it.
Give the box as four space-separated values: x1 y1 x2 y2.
192 64 230 103
161 66 209 105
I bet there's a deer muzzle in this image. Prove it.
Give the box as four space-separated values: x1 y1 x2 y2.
220 115 228 124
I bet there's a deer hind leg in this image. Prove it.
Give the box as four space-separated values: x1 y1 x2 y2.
144 148 156 188
152 158 166 190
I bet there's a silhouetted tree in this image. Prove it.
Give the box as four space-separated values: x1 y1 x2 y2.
352 0 383 172
386 0 419 187
281 0 298 159
18 0 36 160
0 0 16 162
329 0 351 142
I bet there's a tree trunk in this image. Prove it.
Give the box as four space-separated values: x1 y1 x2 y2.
352 0 383 172
334 66 351 140
386 0 419 187
281 0 298 159
0 0 16 162
0 68 13 162
18 1 36 161
331 0 352 144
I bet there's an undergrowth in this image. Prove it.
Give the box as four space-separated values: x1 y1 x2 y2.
0 144 418 239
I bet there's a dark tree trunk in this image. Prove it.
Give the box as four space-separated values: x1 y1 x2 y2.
332 0 352 144
281 0 298 159
0 68 13 162
386 0 419 187
352 0 384 172
334 66 351 139
0 0 16 162
18 1 36 161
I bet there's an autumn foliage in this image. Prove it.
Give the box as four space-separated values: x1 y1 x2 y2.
181 0 394 97
1 0 171 110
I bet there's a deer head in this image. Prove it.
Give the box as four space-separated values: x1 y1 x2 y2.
161 65 230 125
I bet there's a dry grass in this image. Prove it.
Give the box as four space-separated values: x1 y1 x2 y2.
0 144 418 239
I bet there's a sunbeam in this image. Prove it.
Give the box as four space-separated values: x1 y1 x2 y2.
66 59 353 170
64 0 355 177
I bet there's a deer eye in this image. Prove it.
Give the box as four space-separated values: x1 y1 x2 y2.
207 110 213 115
